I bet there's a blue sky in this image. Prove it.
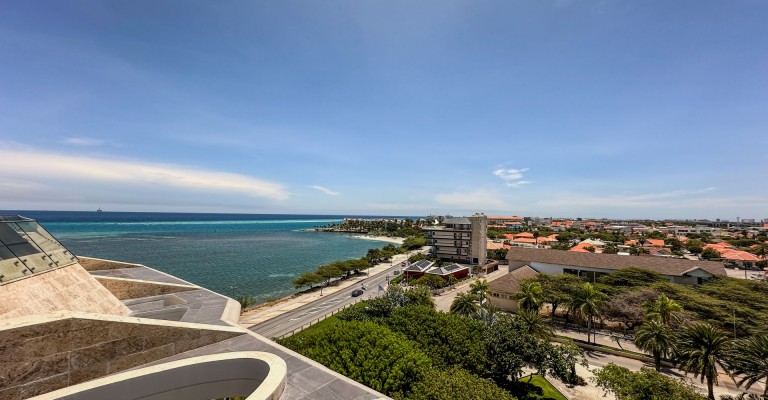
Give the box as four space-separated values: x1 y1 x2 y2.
1 1 766 219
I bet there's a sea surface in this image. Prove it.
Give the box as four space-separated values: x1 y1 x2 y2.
4 211 402 303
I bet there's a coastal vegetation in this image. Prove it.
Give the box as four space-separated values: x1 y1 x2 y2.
594 364 706 400
291 234 426 293
279 284 583 400
316 218 426 237
513 267 768 399
523 268 768 337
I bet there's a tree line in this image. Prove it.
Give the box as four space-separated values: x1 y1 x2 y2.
292 239 427 291
280 284 585 400
509 268 768 400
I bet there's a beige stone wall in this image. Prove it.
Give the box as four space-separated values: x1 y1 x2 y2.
488 292 520 312
0 313 244 400
94 277 197 300
0 264 130 321
77 256 143 271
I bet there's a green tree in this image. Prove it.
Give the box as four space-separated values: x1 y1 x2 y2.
751 243 768 262
673 322 731 400
536 274 582 318
450 293 479 317
407 367 516 400
402 236 427 250
408 253 427 263
484 316 541 382
278 319 431 397
634 319 674 371
598 268 666 288
603 289 658 331
686 239 704 254
515 308 553 340
514 281 544 311
723 335 768 396
603 243 620 254
292 272 323 289
568 282 608 344
237 295 258 310
412 274 448 290
548 340 587 385
469 279 490 301
594 364 706 400
317 264 344 286
644 293 683 325
385 305 488 374
665 238 683 252
700 248 721 260
403 286 435 308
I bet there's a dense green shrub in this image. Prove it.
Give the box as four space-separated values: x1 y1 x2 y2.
384 305 488 374
407 367 517 400
278 318 431 397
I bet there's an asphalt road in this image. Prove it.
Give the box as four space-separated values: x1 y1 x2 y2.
249 261 402 339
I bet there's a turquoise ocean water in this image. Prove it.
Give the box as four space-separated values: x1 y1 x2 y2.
4 211 402 303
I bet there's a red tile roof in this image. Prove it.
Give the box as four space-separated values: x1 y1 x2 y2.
719 250 760 262
569 242 597 253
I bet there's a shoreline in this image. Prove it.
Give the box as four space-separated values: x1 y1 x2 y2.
349 235 405 244
239 249 416 328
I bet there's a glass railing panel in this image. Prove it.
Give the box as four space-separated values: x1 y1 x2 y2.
16 252 54 274
0 258 28 283
16 221 65 253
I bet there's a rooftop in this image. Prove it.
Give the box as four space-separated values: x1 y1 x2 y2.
507 247 726 277
488 265 539 294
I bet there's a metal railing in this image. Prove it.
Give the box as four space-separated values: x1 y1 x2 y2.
273 297 364 341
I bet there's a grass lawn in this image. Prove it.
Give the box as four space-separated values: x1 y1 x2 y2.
516 375 567 400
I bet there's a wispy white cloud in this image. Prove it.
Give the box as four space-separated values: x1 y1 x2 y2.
0 149 289 201
62 137 104 146
494 168 531 188
505 180 531 189
309 185 340 196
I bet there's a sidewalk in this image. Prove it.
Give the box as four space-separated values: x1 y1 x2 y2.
239 250 419 329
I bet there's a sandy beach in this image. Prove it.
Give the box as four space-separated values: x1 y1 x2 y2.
350 235 405 244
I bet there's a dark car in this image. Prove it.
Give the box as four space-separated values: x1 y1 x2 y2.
351 289 364 297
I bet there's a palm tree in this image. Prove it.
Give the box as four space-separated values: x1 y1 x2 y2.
516 308 553 340
472 304 501 328
645 293 683 325
469 279 489 304
514 281 543 311
634 319 674 371
450 293 479 317
674 322 731 400
568 282 607 344
724 335 768 396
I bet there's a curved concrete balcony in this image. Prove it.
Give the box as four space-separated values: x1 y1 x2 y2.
31 351 287 400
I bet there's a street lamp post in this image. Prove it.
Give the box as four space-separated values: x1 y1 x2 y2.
229 285 237 298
